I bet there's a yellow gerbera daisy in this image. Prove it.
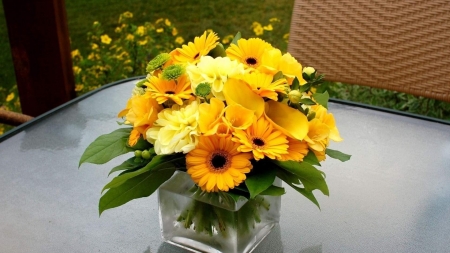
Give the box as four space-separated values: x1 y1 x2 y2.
171 31 219 64
145 74 193 105
232 116 289 160
279 138 309 162
240 72 287 101
226 38 273 69
186 135 253 192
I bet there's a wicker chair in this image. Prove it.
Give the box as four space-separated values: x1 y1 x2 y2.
288 0 450 102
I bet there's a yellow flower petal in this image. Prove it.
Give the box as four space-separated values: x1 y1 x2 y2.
223 78 265 118
224 104 255 130
264 100 309 140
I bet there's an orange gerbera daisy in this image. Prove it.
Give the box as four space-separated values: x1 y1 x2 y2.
232 116 289 160
279 138 310 162
145 74 193 105
226 38 272 69
171 31 219 64
186 135 253 192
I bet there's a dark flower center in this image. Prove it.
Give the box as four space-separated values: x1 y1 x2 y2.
211 154 227 169
246 57 257 66
165 91 175 94
194 53 200 60
252 138 265 147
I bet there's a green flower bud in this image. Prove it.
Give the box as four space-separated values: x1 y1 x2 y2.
195 82 211 98
302 66 316 81
136 79 147 88
162 64 185 80
134 150 142 157
141 150 151 160
288 90 302 104
146 53 171 73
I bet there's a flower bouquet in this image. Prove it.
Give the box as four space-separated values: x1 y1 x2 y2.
79 31 350 253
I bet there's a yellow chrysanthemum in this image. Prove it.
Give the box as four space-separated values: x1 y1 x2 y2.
186 135 253 192
240 72 287 101
146 101 199 154
232 116 288 160
187 56 245 100
279 138 309 162
226 38 272 69
145 74 193 105
171 31 219 64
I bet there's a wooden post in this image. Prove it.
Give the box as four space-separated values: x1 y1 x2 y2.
2 0 75 117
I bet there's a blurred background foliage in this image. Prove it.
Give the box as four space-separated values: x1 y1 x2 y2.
0 0 449 135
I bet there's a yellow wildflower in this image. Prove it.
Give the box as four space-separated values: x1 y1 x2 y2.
156 18 164 24
136 26 145 36
253 24 264 36
75 84 84 92
165 19 171 26
123 11 133 18
115 27 122 33
126 34 134 41
175 36 184 44
91 43 99 50
263 24 273 31
100 34 112 44
156 28 164 33
269 18 280 22
172 28 178 36
138 40 148 46
71 49 81 58
73 66 82 75
6 92 14 102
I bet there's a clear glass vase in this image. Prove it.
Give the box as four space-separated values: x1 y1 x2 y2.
158 171 281 253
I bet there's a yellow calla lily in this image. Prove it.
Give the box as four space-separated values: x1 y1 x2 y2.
198 97 225 135
223 78 265 118
264 100 309 140
224 104 255 130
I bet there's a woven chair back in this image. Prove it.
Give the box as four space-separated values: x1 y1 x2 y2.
288 0 450 102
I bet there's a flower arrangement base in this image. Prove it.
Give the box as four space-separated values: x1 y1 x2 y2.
158 172 281 253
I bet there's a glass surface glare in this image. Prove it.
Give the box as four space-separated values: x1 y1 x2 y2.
158 171 281 253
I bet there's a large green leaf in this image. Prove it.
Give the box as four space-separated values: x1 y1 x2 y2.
259 185 286 196
276 169 320 208
326 149 352 162
79 128 132 167
303 151 321 166
108 157 148 176
245 164 277 199
312 91 329 109
99 168 176 215
231 32 241 45
272 160 329 196
103 154 186 192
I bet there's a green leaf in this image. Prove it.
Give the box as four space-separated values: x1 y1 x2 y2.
259 185 286 196
272 160 329 195
326 149 352 162
276 169 320 208
312 91 329 109
272 71 284 81
99 168 176 215
79 128 132 167
208 43 226 57
299 98 316 105
291 77 300 90
303 151 321 166
245 164 277 199
299 83 311 93
108 157 148 176
103 154 186 192
231 32 241 45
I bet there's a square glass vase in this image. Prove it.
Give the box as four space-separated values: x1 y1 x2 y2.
158 171 281 253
